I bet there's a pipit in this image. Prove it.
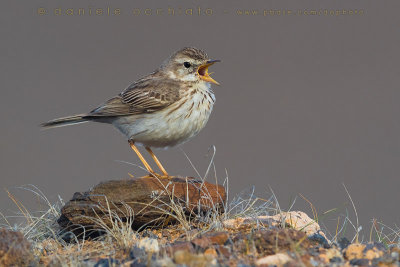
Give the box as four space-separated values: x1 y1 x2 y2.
42 47 220 178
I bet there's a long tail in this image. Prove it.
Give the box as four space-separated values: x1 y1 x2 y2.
41 114 89 129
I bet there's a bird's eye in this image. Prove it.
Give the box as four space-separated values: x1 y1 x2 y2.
183 62 191 68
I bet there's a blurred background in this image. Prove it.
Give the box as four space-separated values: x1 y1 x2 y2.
1 0 400 236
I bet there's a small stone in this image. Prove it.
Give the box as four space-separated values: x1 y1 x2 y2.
173 250 215 267
372 255 398 266
173 250 187 264
41 238 60 254
361 242 385 261
191 237 211 249
253 228 310 255
344 243 366 260
130 246 146 260
330 256 343 263
390 251 399 260
165 241 194 255
223 211 329 242
365 247 384 260
138 237 159 253
319 248 342 263
207 232 229 245
255 253 291 266
204 248 218 257
367 242 386 251
129 262 147 267
308 232 330 248
389 246 400 255
192 232 229 249
308 256 320 267
282 211 323 236
153 257 175 267
216 245 231 258
94 257 120 267
0 229 33 267
338 237 351 250
349 258 370 266
142 229 158 239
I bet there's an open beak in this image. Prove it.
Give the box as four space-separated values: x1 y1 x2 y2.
197 60 221 85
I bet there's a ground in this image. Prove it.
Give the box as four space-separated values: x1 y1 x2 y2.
1 184 400 266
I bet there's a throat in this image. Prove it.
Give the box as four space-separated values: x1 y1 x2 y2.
187 83 215 105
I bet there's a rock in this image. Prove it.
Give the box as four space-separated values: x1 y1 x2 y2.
130 245 144 258
165 241 194 255
173 250 216 267
128 262 147 267
203 231 229 245
58 177 226 234
363 242 385 260
94 258 120 267
319 248 343 263
338 237 351 250
344 243 366 260
252 228 311 255
342 242 386 264
280 211 323 236
216 245 231 258
138 237 159 253
33 238 61 259
191 232 229 249
308 232 330 248
349 258 370 266
255 253 292 266
330 256 343 263
0 229 33 267
152 257 175 267
120 260 145 267
223 211 328 241
372 253 399 266
204 248 218 257
389 246 400 261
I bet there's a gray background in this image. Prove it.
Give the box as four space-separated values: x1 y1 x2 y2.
1 0 399 237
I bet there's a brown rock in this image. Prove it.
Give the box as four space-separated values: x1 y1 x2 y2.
0 229 33 267
165 241 194 255
204 248 218 257
255 253 292 266
191 237 211 249
173 250 215 267
216 245 231 258
389 246 400 255
252 228 310 255
40 238 61 255
344 243 366 260
191 232 229 249
363 243 385 260
319 248 342 263
365 247 384 261
58 177 226 234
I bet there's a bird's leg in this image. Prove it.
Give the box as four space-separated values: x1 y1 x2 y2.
145 147 169 177
128 140 156 176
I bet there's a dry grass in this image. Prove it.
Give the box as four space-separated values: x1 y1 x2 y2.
0 185 64 243
1 149 399 266
0 149 279 265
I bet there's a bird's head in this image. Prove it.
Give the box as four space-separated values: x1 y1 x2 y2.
160 47 220 85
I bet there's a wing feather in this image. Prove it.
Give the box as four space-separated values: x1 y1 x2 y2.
86 75 180 117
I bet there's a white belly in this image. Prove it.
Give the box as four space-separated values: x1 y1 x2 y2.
112 87 215 148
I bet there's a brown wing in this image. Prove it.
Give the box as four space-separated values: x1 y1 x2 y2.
86 75 180 117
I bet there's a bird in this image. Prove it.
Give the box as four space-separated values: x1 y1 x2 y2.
41 47 220 178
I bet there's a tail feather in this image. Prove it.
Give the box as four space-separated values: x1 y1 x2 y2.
41 114 89 129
